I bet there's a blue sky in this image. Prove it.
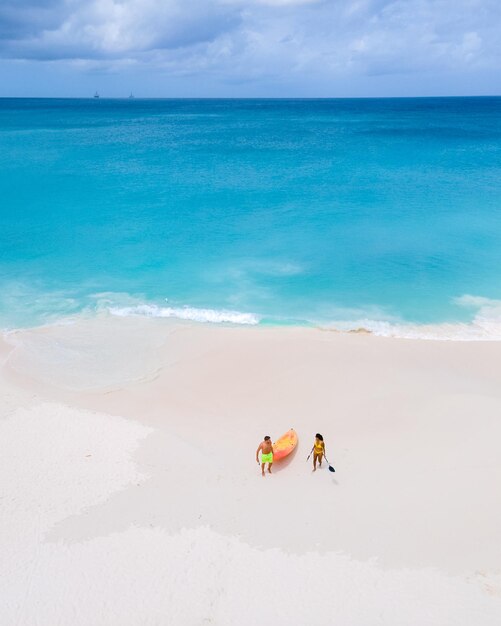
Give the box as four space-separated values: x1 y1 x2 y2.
0 0 500 97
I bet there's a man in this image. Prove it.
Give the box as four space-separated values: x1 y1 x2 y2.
256 435 273 476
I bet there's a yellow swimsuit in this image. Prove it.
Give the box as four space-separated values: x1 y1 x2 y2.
314 441 324 455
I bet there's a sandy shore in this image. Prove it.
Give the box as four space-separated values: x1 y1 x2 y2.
1 315 501 625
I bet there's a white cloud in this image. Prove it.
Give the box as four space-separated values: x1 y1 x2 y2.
0 0 500 93
2 0 240 59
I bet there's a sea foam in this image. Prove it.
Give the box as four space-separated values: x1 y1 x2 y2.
322 295 501 341
107 295 501 340
109 304 260 325
325 319 501 341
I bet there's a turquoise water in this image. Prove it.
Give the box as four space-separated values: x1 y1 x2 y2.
1 97 501 336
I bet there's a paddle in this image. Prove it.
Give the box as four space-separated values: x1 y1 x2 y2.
306 446 314 462
323 454 336 473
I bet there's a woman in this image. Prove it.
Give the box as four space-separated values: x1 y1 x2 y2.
312 433 325 472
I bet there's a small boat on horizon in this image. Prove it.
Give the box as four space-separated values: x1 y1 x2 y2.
94 91 99 99
129 93 134 99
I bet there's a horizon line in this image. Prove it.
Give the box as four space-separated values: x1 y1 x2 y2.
1 94 500 100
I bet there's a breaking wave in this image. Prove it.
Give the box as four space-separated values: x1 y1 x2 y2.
321 296 501 341
109 304 260 325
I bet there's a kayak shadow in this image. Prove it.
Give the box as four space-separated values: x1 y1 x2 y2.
272 445 299 473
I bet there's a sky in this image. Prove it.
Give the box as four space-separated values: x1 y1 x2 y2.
0 0 500 97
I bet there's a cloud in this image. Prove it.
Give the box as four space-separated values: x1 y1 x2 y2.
0 1 67 39
0 0 500 93
0 0 240 60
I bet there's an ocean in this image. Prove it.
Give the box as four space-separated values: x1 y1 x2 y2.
1 97 501 338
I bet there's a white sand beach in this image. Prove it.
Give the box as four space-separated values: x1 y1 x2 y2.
1 315 501 625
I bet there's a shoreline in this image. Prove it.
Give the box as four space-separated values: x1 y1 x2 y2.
4 300 501 342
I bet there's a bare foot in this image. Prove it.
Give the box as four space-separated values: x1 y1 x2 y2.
268 468 272 474
312 467 316 472
262 471 265 477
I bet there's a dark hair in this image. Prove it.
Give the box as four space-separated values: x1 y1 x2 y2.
264 435 271 441
315 433 323 441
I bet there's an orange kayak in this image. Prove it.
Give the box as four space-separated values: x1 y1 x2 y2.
273 429 298 461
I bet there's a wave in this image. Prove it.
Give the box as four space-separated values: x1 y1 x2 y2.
108 294 501 339
321 319 501 341
4 287 501 340
108 304 261 325
320 295 501 341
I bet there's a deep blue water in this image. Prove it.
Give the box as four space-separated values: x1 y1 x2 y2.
1 97 501 333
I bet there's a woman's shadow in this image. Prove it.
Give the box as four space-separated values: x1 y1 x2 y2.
272 443 339 485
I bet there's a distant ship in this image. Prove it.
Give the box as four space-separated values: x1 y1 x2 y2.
94 91 100 99
129 93 135 99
